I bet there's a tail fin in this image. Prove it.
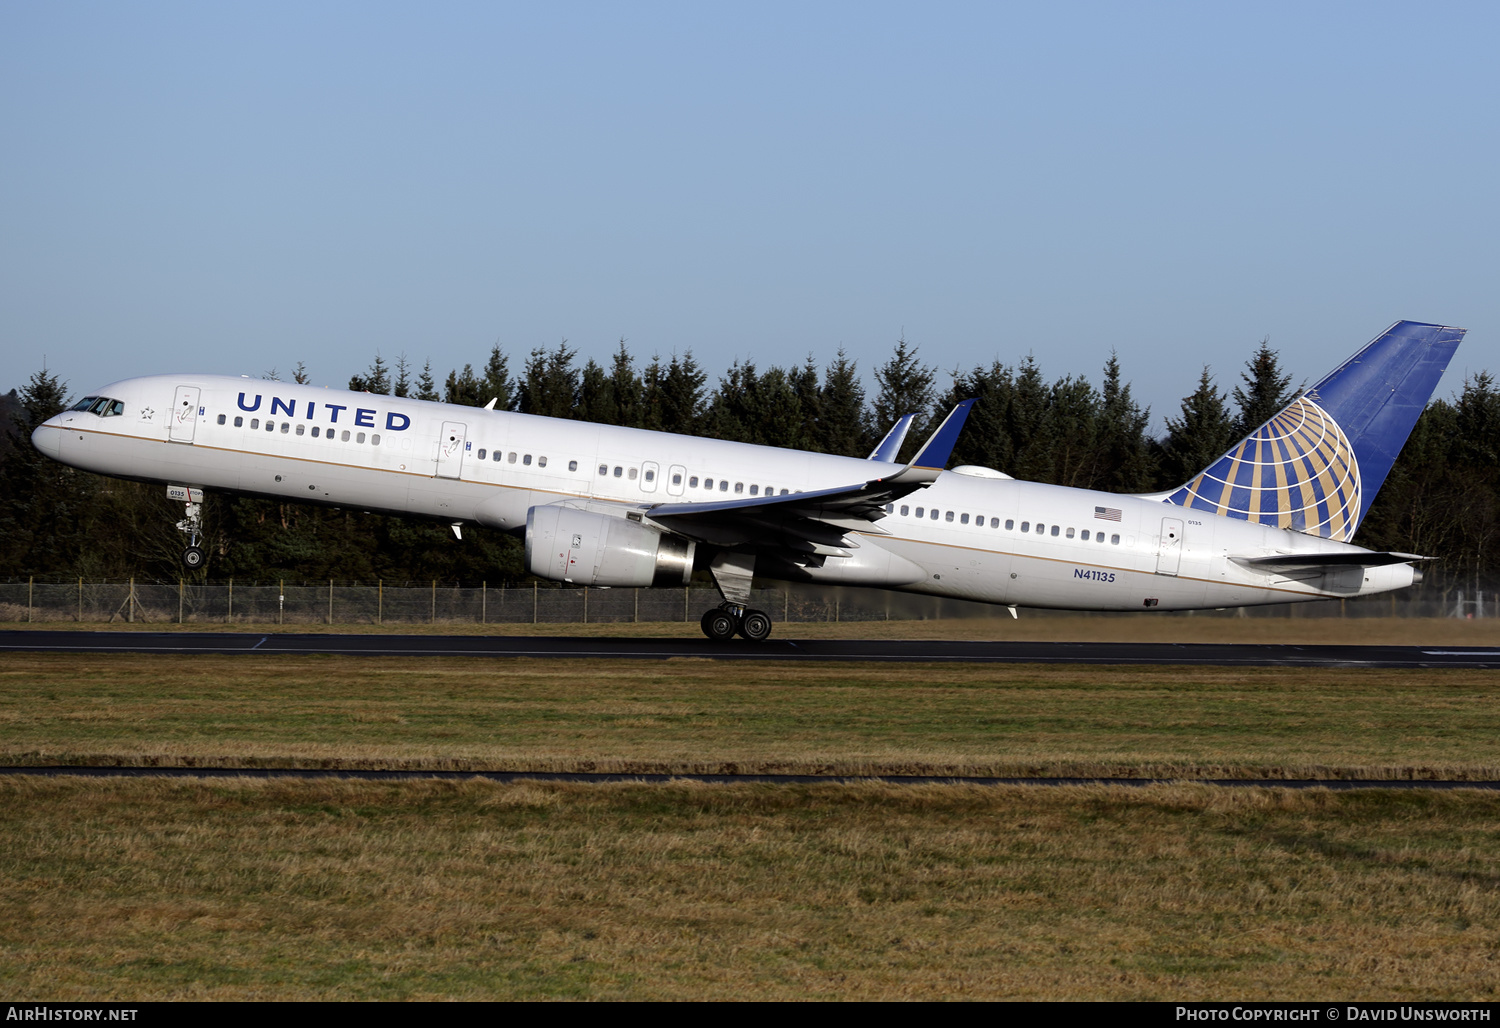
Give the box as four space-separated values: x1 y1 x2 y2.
1165 320 1464 541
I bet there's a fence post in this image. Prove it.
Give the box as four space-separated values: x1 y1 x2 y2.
377 580 382 625
683 586 688 622
179 579 184 624
583 587 588 624
278 580 284 626
128 577 135 624
785 589 789 623
328 579 334 625
78 577 82 623
431 580 436 624
228 578 233 623
28 576 33 623
634 588 639 623
533 582 538 624
482 581 486 625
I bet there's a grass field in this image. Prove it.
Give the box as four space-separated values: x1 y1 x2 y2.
2 635 1498 999
2 778 1498 1000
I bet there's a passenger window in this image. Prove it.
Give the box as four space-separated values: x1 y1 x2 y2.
539 456 548 468
296 424 305 436
341 430 350 442
217 414 226 425
779 489 788 495
311 425 319 437
266 421 275 432
916 507 925 518
598 464 608 476
509 452 518 464
1065 527 1074 538
477 448 486 460
704 479 713 489
734 482 743 494
884 503 892 513
356 432 366 443
945 511 954 522
235 416 244 428
719 480 728 492
372 434 380 445
960 513 969 524
1111 534 1121 545
673 474 682 486
930 509 939 520
250 419 259 429
1035 523 1045 534
689 476 699 488
614 466 623 478
1098 534 1106 544
493 451 502 462
1005 519 1013 530
280 423 288 433
1020 521 1029 532
524 454 532 466
750 485 759 495
900 505 909 516
628 467 637 480
644 469 654 482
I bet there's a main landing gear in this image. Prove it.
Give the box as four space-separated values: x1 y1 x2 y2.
698 551 774 643
700 603 773 642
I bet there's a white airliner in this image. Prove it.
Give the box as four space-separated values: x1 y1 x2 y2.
31 320 1463 641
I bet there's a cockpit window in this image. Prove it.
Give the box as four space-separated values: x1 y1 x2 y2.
89 398 111 414
105 400 124 417
71 397 99 411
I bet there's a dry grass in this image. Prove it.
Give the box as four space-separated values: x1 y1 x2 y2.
4 615 1498 645
1 777 1497 1000
2 654 1499 780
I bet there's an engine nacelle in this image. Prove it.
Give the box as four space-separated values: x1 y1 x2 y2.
526 504 696 587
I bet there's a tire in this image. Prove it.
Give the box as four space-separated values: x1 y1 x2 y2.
701 609 738 642
738 610 772 641
182 546 206 570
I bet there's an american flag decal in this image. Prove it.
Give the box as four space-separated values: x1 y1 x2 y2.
1094 506 1122 521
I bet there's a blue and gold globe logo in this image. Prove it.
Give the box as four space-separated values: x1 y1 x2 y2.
1167 396 1361 542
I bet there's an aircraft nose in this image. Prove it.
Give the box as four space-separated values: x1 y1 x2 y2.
31 422 61 460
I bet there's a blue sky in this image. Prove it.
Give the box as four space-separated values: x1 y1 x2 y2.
3 1 1494 430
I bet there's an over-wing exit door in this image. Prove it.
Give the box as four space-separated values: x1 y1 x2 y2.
436 421 467 479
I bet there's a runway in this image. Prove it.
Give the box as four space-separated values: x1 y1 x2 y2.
2 630 1499 667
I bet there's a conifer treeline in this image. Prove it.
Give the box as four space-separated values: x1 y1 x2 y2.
2 337 1496 587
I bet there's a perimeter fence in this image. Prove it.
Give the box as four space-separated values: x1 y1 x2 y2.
0 578 1494 625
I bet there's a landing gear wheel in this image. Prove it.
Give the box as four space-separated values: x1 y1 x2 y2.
182 546 206 570
700 608 738 642
738 610 772 641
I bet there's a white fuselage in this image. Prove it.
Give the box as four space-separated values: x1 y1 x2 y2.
33 374 1416 610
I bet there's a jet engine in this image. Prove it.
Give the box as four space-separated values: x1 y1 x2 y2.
526 504 696 587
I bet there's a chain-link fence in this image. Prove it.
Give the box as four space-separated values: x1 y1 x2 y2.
0 578 1494 625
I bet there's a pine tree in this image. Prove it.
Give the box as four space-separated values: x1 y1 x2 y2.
1232 339 1297 435
349 353 390 394
659 352 707 436
416 360 439 402
519 341 580 418
816 349 868 456
608 340 642 428
293 362 311 385
1095 352 1155 492
444 364 482 406
393 354 411 398
480 344 515 411
873 336 935 463
1161 366 1237 487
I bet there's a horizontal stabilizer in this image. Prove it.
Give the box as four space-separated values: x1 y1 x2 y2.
868 413 917 462
909 400 976 470
1231 551 1427 574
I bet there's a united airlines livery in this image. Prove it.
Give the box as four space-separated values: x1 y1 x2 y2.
31 320 1463 641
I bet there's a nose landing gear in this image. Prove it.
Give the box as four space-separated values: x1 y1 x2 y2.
169 485 207 570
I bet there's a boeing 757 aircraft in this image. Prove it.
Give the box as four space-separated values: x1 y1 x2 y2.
31 320 1463 641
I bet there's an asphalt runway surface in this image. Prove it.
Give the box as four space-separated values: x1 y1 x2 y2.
2 629 1499 668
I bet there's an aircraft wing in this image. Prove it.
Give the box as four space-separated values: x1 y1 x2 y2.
645 464 938 557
